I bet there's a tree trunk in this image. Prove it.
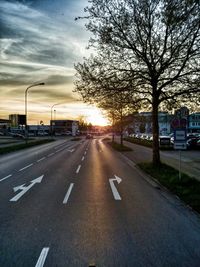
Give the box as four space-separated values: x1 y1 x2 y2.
120 107 123 146
152 99 161 165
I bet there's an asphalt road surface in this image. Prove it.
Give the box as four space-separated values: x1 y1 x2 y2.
0 137 200 267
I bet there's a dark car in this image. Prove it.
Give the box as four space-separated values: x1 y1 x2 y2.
86 134 93 139
187 137 200 149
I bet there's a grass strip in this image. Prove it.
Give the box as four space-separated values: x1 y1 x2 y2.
138 162 200 213
108 141 132 151
0 139 54 155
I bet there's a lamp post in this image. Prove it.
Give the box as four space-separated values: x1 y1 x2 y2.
25 82 45 142
50 103 60 137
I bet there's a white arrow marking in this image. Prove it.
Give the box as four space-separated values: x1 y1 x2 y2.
10 175 44 202
35 247 49 267
68 149 75 153
63 183 74 204
109 175 122 200
0 174 12 182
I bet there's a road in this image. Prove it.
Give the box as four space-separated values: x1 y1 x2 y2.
0 137 200 266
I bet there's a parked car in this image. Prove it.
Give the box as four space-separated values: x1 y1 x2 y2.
187 137 200 149
65 131 72 136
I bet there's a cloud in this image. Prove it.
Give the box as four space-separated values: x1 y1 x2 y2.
0 0 95 122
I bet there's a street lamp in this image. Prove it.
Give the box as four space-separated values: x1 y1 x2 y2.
50 103 61 136
25 82 45 142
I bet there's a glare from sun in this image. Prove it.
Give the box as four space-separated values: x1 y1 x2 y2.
86 109 109 126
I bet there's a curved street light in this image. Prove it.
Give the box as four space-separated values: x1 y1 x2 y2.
50 103 61 137
25 82 45 142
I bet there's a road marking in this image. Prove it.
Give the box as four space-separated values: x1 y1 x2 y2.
81 156 85 161
63 183 74 204
56 148 63 152
10 175 44 202
84 151 87 155
109 175 122 200
0 174 12 182
68 148 75 153
76 165 81 174
35 247 49 267
37 157 46 162
48 153 55 157
19 164 33 172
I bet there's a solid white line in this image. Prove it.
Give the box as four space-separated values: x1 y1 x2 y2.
37 157 46 162
19 164 33 172
35 247 49 267
81 156 85 161
76 165 81 174
48 153 55 157
63 183 74 204
0 174 12 182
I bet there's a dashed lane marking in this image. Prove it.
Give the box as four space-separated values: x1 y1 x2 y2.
76 165 81 174
81 156 85 161
0 174 12 182
19 164 33 172
47 153 55 157
63 183 74 204
37 157 46 162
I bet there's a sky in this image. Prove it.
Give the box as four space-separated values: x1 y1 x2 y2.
0 0 109 126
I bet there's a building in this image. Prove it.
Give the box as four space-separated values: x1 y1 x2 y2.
0 119 10 134
128 112 173 135
9 114 26 127
51 120 79 135
188 112 200 133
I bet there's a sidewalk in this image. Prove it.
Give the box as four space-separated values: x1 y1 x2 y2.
116 138 200 181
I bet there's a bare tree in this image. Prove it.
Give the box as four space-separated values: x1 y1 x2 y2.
75 0 200 164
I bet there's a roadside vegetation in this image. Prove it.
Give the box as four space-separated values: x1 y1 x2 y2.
108 141 132 152
0 139 54 155
138 162 200 213
124 137 152 148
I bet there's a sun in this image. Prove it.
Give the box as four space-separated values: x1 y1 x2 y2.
86 108 109 126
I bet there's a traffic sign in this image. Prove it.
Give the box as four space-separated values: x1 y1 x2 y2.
171 118 187 129
174 142 187 150
174 129 187 142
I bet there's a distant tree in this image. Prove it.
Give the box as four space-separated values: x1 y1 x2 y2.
75 0 200 165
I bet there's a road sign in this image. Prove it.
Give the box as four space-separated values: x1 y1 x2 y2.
174 129 187 142
171 118 187 129
174 142 187 150
171 118 180 129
